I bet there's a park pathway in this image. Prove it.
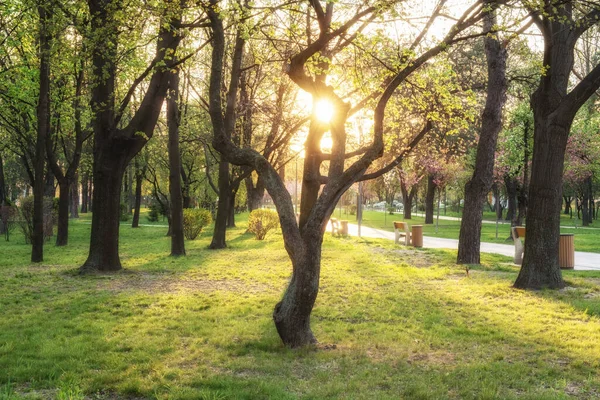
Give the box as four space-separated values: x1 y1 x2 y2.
345 223 600 271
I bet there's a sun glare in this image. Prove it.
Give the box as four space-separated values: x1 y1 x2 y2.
315 99 334 124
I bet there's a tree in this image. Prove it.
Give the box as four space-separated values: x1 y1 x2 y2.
206 0 489 347
81 0 183 272
31 2 52 263
514 2 600 289
457 1 507 265
167 69 186 256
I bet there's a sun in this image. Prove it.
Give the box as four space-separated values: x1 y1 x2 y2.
314 99 334 124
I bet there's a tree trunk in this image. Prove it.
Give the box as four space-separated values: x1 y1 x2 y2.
227 188 236 228
81 173 88 213
70 172 79 218
55 180 69 246
87 176 93 212
246 176 265 211
457 4 507 264
32 4 51 263
273 235 321 348
210 160 229 249
563 196 572 215
131 172 143 228
44 169 55 198
167 69 185 256
504 175 517 223
401 184 415 220
81 152 128 272
0 152 6 206
424 174 435 224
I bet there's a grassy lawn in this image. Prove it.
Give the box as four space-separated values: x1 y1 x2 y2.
341 209 600 253
1 211 600 399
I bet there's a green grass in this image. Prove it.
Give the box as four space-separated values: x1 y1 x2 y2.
1 211 600 399
341 209 600 253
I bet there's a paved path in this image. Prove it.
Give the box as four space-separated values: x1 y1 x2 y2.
345 223 600 272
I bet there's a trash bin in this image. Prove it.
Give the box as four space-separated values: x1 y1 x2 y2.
559 234 574 269
411 225 423 248
340 220 348 236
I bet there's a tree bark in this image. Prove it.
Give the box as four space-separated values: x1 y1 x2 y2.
514 4 600 289
70 171 79 218
131 158 144 228
401 183 415 219
424 174 435 224
167 68 185 256
44 169 55 198
81 173 88 213
457 3 507 264
504 175 517 223
210 160 229 249
0 152 7 206
246 175 265 211
32 4 51 263
55 181 69 246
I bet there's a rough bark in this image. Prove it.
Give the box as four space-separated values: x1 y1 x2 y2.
32 4 51 263
167 68 185 256
457 3 507 264
44 169 55 198
515 3 600 289
425 174 435 224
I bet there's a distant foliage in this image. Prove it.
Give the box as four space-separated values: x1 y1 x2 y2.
17 196 55 244
183 208 212 240
120 203 130 222
248 209 279 240
0 205 17 241
147 202 168 222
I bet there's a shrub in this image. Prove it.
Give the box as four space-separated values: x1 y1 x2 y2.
17 196 55 244
147 201 168 222
348 205 357 215
183 208 212 240
120 203 130 221
248 209 279 240
387 205 395 215
0 205 17 241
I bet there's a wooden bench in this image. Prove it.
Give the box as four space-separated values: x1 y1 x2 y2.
394 221 411 246
511 226 525 264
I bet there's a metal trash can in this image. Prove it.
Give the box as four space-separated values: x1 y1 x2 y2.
411 225 423 248
559 234 575 269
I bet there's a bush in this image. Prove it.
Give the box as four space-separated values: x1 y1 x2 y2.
183 208 212 240
387 205 395 215
248 209 279 240
17 196 55 244
120 203 130 222
348 205 357 215
147 202 168 222
0 205 17 241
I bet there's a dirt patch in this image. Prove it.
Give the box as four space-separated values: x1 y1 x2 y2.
370 247 442 268
97 273 274 294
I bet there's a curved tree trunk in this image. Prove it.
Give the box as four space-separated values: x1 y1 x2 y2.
457 4 507 264
273 235 321 348
424 174 435 224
